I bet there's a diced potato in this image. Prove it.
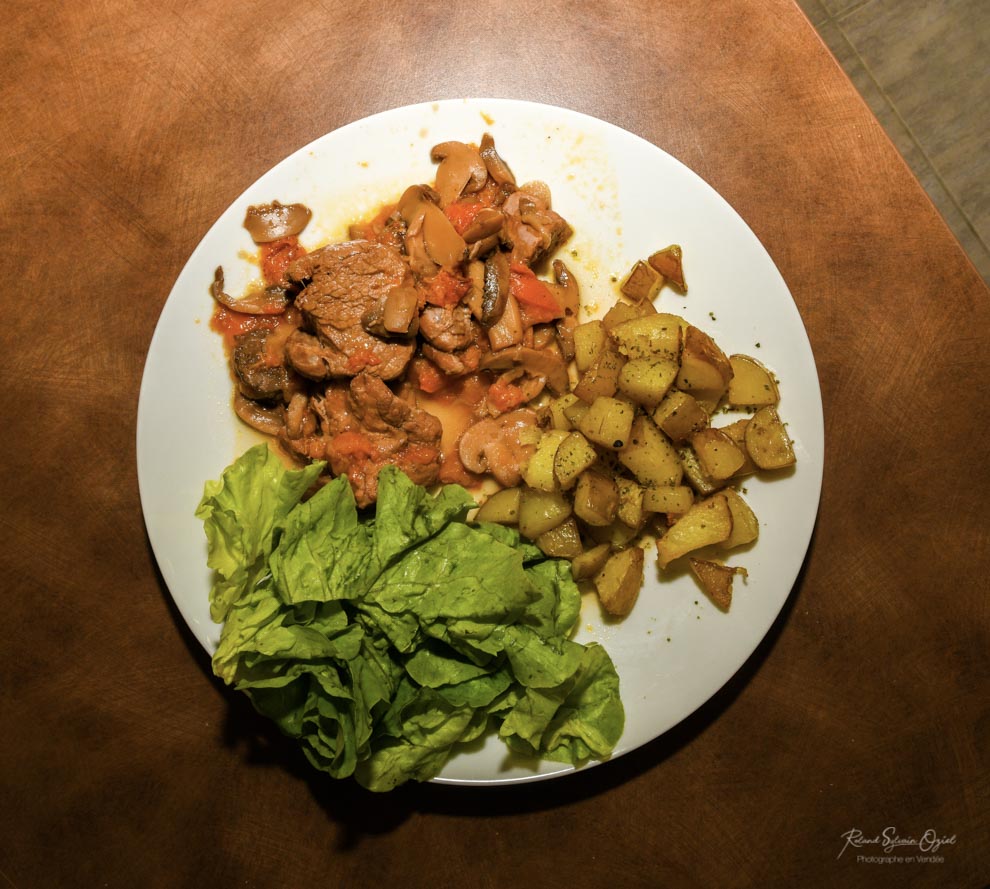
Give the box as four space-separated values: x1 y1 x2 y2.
602 300 652 332
521 430 569 493
652 390 710 442
720 488 760 549
675 326 733 394
475 487 521 525
618 414 683 486
677 444 724 496
745 406 797 470
536 517 585 559
620 260 662 303
583 518 641 548
642 484 695 515
594 547 645 616
609 314 684 361
573 319 607 372
727 354 780 407
562 398 590 428
647 244 686 290
553 431 598 490
690 427 747 481
577 396 636 450
616 357 679 409
719 419 758 476
546 393 582 431
656 494 733 569
518 488 573 539
689 558 747 611
573 348 627 403
573 470 620 527
616 477 646 530
571 544 610 580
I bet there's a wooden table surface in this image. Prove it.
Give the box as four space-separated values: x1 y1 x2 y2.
2 1 987 887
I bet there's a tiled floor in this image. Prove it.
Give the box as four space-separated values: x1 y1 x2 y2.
796 0 990 284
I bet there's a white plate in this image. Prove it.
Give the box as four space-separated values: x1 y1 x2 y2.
137 98 824 786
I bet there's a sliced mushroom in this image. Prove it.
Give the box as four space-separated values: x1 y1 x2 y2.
461 207 505 243
430 141 488 207
486 294 524 350
243 201 312 243
552 259 580 359
398 185 467 272
211 266 288 315
480 133 516 187
233 392 285 435
481 250 510 327
361 285 420 339
480 345 570 395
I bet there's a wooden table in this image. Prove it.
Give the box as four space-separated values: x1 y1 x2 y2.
2 1 986 886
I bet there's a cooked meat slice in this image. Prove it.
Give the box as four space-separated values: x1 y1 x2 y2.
232 328 290 400
457 409 538 488
419 305 479 352
502 188 572 267
285 240 416 380
319 373 442 507
285 328 415 381
420 342 482 376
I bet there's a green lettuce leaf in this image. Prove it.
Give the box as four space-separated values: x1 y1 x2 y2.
199 447 624 790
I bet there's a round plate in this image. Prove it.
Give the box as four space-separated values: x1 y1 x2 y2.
137 98 824 786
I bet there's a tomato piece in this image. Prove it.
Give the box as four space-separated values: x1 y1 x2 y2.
331 432 375 459
444 201 484 235
423 269 471 307
488 376 528 412
408 356 449 394
508 263 563 324
261 236 306 285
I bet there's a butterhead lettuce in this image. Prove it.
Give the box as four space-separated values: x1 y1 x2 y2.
196 445 624 791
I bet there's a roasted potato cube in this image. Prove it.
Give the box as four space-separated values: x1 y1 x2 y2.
574 470 620 527
652 390 710 442
536 517 585 559
603 299 652 332
573 319 608 372
521 430 569 493
642 484 695 515
546 393 582 430
656 493 733 569
518 488 573 539
616 477 646 530
577 396 636 450
647 244 686 290
689 558 747 611
609 313 684 361
616 357 679 409
571 543 612 581
583 518 641 547
690 427 747 481
719 419 758 476
594 547 645 616
620 260 662 303
562 398 591 428
727 354 780 407
720 488 760 549
475 487 522 525
553 431 599 490
618 414 683 486
675 325 732 394
745 406 797 470
677 443 724 496
573 348 627 403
